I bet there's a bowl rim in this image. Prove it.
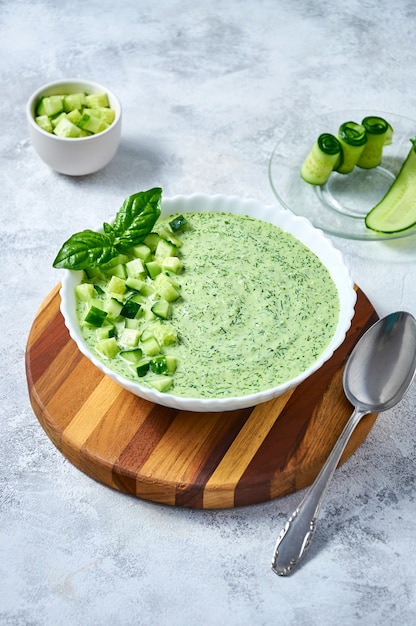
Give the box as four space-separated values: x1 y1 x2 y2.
26 77 122 142
59 193 357 412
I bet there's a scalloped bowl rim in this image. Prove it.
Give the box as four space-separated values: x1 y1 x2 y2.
59 193 356 412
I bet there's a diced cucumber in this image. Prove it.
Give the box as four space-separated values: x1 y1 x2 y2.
103 263 127 279
119 328 141 348
145 260 162 279
140 336 160 356
120 298 141 319
95 337 119 359
53 116 84 138
161 256 182 274
96 324 115 340
34 91 114 138
151 298 171 320
165 355 177 374
83 107 115 125
169 215 188 232
107 275 127 295
157 225 183 248
147 375 173 392
119 348 143 364
149 356 169 375
66 109 83 125
154 273 181 302
35 115 53 133
78 113 109 134
84 305 108 327
63 92 86 112
125 257 146 278
155 239 178 259
104 297 124 320
85 92 110 108
75 282 95 301
140 282 156 297
130 243 152 262
143 233 160 252
36 95 64 117
125 277 146 292
134 358 150 377
124 318 141 330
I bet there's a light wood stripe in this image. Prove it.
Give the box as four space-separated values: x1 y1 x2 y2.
202 391 295 508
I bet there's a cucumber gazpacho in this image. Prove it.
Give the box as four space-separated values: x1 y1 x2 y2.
54 189 340 398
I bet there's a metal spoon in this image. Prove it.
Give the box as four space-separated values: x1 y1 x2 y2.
272 311 416 576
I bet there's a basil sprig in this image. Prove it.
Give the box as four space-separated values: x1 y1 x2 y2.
53 188 162 270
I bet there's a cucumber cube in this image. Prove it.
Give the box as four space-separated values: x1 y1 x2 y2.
119 328 141 348
35 115 53 133
145 260 162 279
155 239 178 259
126 257 146 278
161 256 182 274
154 273 181 302
134 358 150 377
36 95 64 117
147 375 173 392
53 116 84 138
120 299 141 319
107 275 126 295
77 113 109 135
63 92 86 112
75 282 95 301
131 243 152 262
85 92 110 108
119 348 143 364
104 297 123 320
83 305 108 327
151 298 171 320
96 324 115 340
140 336 160 356
149 356 168 375
95 337 119 359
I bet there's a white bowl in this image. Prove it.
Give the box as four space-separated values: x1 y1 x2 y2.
60 194 356 412
26 78 122 176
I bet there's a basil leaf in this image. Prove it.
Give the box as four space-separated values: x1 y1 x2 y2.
111 187 162 251
53 230 118 270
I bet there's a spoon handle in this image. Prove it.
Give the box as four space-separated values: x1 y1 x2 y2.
272 407 366 576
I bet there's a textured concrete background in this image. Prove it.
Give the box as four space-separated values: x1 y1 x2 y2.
1 1 416 624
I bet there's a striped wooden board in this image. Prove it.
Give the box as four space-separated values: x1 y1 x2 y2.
25 284 379 509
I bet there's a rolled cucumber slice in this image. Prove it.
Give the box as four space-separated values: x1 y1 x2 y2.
335 121 367 174
357 116 392 169
365 139 416 233
300 133 342 185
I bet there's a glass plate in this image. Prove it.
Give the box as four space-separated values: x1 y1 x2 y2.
269 109 416 241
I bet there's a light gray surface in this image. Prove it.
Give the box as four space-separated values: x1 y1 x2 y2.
1 1 416 624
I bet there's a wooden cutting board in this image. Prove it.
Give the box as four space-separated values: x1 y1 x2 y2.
26 284 379 509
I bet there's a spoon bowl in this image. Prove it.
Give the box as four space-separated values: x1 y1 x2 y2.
272 311 416 576
344 311 416 413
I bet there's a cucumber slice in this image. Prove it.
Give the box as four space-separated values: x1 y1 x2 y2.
365 139 416 233
336 121 367 174
300 133 342 185
357 116 391 169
